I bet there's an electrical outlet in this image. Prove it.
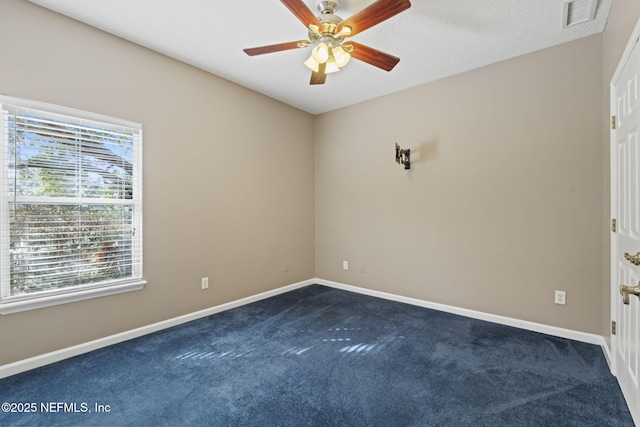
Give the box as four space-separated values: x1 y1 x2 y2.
360 264 366 273
201 277 209 290
554 290 566 305
343 260 349 270
282 262 288 272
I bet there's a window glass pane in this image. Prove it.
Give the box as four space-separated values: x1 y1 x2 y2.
9 203 134 296
9 113 134 200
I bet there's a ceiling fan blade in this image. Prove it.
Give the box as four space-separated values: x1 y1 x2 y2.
281 0 324 31
346 42 400 71
337 0 411 37
243 41 308 56
310 63 327 85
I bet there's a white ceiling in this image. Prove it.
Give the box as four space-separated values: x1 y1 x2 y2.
28 0 612 115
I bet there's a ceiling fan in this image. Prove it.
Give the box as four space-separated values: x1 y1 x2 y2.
243 0 412 85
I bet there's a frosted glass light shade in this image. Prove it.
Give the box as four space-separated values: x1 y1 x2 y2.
312 42 330 63
325 57 340 73
332 45 351 68
304 56 320 72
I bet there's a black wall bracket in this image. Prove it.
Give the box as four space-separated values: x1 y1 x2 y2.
395 143 410 170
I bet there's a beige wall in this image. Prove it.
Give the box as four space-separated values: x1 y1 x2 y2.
0 0 315 365
601 0 640 346
315 34 605 334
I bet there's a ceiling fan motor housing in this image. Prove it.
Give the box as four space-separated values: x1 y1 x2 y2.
309 12 344 43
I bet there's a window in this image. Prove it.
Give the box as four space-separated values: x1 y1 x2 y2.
0 95 145 314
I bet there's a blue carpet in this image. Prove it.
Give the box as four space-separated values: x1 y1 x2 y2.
0 285 634 426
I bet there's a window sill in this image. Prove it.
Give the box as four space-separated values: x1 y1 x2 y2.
0 280 147 315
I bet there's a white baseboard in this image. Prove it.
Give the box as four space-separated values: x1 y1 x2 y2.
601 339 613 373
0 278 608 380
316 279 607 348
0 279 313 380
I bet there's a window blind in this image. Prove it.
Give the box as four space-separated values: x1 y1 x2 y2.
0 96 143 305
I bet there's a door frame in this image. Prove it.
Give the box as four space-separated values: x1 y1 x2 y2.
610 15 640 425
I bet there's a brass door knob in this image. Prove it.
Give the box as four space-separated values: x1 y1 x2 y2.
620 284 640 305
624 252 640 265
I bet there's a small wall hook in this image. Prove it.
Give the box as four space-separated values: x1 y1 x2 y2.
395 143 410 170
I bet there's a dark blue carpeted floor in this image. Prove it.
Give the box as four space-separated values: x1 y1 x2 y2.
0 285 634 426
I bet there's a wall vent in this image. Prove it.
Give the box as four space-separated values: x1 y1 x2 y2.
563 0 597 28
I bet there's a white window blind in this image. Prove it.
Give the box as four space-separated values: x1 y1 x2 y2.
0 96 145 313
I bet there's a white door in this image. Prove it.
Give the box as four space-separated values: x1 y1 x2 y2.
612 30 640 424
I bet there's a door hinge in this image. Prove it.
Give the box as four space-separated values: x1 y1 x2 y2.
612 320 617 335
611 115 617 129
612 218 617 232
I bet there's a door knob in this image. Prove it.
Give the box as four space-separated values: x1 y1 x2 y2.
620 283 640 305
624 252 640 265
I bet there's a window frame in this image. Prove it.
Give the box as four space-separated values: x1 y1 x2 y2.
0 95 145 314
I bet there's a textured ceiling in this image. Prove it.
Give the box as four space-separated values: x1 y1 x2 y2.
28 0 612 115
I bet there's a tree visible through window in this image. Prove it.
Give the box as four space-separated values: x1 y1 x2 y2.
0 96 144 313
